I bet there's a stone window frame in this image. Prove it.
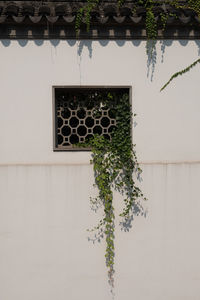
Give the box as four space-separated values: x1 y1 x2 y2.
52 86 132 151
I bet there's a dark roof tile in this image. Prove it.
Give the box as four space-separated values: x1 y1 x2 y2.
5 5 19 16
0 1 198 39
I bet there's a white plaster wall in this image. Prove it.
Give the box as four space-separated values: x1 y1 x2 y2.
0 40 200 300
0 39 199 164
1 164 200 300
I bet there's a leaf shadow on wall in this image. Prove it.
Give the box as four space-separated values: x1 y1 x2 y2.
195 40 200 56
160 39 173 63
119 200 148 232
120 118 148 232
77 40 93 58
147 40 175 81
146 40 157 82
148 39 200 82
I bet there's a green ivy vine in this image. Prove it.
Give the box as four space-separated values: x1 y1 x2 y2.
76 91 145 288
74 0 200 290
75 0 200 38
76 0 200 83
160 57 200 91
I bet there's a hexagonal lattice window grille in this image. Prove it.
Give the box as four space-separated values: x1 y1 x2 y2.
53 87 130 150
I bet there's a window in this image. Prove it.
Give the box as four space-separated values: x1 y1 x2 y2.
53 86 130 151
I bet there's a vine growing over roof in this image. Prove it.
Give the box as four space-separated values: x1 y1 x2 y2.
75 0 200 291
76 0 200 87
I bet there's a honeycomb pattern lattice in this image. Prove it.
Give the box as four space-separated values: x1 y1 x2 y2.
55 90 118 150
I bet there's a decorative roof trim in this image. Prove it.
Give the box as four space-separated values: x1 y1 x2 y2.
0 25 199 40
0 1 199 39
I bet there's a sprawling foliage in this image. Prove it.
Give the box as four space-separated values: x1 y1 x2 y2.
75 0 200 290
160 58 200 91
77 91 145 288
76 0 200 38
76 0 200 88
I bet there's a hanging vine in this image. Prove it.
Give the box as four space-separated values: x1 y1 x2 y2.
76 91 145 288
74 0 200 290
75 0 200 80
160 57 200 91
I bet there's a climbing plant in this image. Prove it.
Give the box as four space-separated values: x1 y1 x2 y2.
160 57 200 91
74 0 200 290
75 0 200 37
76 90 145 289
76 0 200 80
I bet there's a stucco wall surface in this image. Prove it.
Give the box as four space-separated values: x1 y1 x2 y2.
0 39 200 300
0 39 199 164
1 164 200 300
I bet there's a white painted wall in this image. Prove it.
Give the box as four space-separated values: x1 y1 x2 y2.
0 40 200 300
